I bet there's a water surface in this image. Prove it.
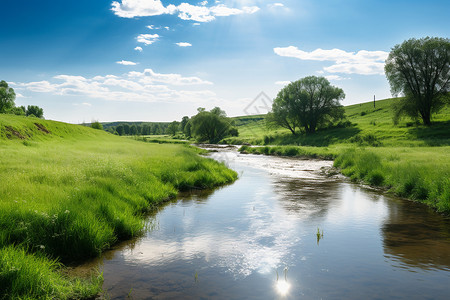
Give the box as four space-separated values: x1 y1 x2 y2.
75 149 450 299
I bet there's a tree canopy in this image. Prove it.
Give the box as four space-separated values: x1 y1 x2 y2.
268 76 345 134
385 37 450 125
90 121 103 130
190 107 236 143
26 105 44 118
167 121 180 136
0 80 16 113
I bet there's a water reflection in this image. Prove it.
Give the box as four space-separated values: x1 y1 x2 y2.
275 280 291 297
71 149 450 299
382 197 450 271
272 178 342 220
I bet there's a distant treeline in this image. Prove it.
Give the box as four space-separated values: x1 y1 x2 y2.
101 122 170 136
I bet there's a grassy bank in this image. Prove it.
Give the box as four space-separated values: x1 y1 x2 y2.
239 144 450 213
0 114 237 299
233 97 449 214
333 147 450 212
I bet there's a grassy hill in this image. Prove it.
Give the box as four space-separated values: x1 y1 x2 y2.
227 97 450 147
0 115 237 299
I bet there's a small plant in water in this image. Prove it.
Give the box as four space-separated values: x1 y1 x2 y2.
194 271 198 283
127 287 133 299
316 227 324 245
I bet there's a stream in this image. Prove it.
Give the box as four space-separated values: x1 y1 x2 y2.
74 148 450 299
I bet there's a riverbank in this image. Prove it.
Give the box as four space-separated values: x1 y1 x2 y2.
0 115 237 299
237 145 450 214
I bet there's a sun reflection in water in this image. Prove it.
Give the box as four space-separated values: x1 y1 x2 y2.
275 280 291 297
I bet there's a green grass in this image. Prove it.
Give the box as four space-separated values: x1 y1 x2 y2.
0 114 237 299
333 147 450 213
226 97 450 147
233 98 450 214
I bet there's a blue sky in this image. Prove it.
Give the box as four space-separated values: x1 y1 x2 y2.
1 0 449 123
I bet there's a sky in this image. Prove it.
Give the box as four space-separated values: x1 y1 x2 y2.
1 0 449 123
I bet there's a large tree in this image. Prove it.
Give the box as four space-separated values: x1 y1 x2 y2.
268 76 345 134
0 80 16 113
190 107 234 143
385 37 450 125
167 121 180 136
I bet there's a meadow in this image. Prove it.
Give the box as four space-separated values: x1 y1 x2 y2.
233 97 450 214
0 114 237 299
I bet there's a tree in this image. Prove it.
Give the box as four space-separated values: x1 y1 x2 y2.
180 116 190 133
190 107 235 143
26 105 44 118
123 124 130 135
130 124 138 135
141 124 150 135
269 76 345 134
385 37 450 125
167 121 179 136
0 80 16 113
116 125 124 136
184 121 192 138
91 121 103 130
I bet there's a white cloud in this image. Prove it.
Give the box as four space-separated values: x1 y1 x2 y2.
128 69 212 85
111 0 260 22
136 33 159 45
325 75 349 81
116 60 138 65
111 0 169 18
177 3 216 22
19 81 57 93
193 22 201 26
175 42 192 47
16 69 215 103
82 102 92 106
134 46 143 52
274 46 388 75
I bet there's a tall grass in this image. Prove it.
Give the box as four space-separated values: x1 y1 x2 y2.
334 147 450 213
0 245 103 300
0 114 237 299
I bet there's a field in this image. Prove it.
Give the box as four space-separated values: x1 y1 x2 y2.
226 97 450 147
232 97 450 214
0 114 237 299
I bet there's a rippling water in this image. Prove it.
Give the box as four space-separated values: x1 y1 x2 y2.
74 149 450 299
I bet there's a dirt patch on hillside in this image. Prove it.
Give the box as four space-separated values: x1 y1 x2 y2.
5 126 26 140
34 123 50 134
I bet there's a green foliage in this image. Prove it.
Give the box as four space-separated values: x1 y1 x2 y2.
180 116 189 132
25 105 44 119
190 107 236 143
7 106 25 116
270 76 346 134
238 145 336 160
0 246 102 300
227 97 450 147
0 80 16 113
167 121 179 136
385 37 450 125
90 121 103 130
0 114 237 298
334 147 450 213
